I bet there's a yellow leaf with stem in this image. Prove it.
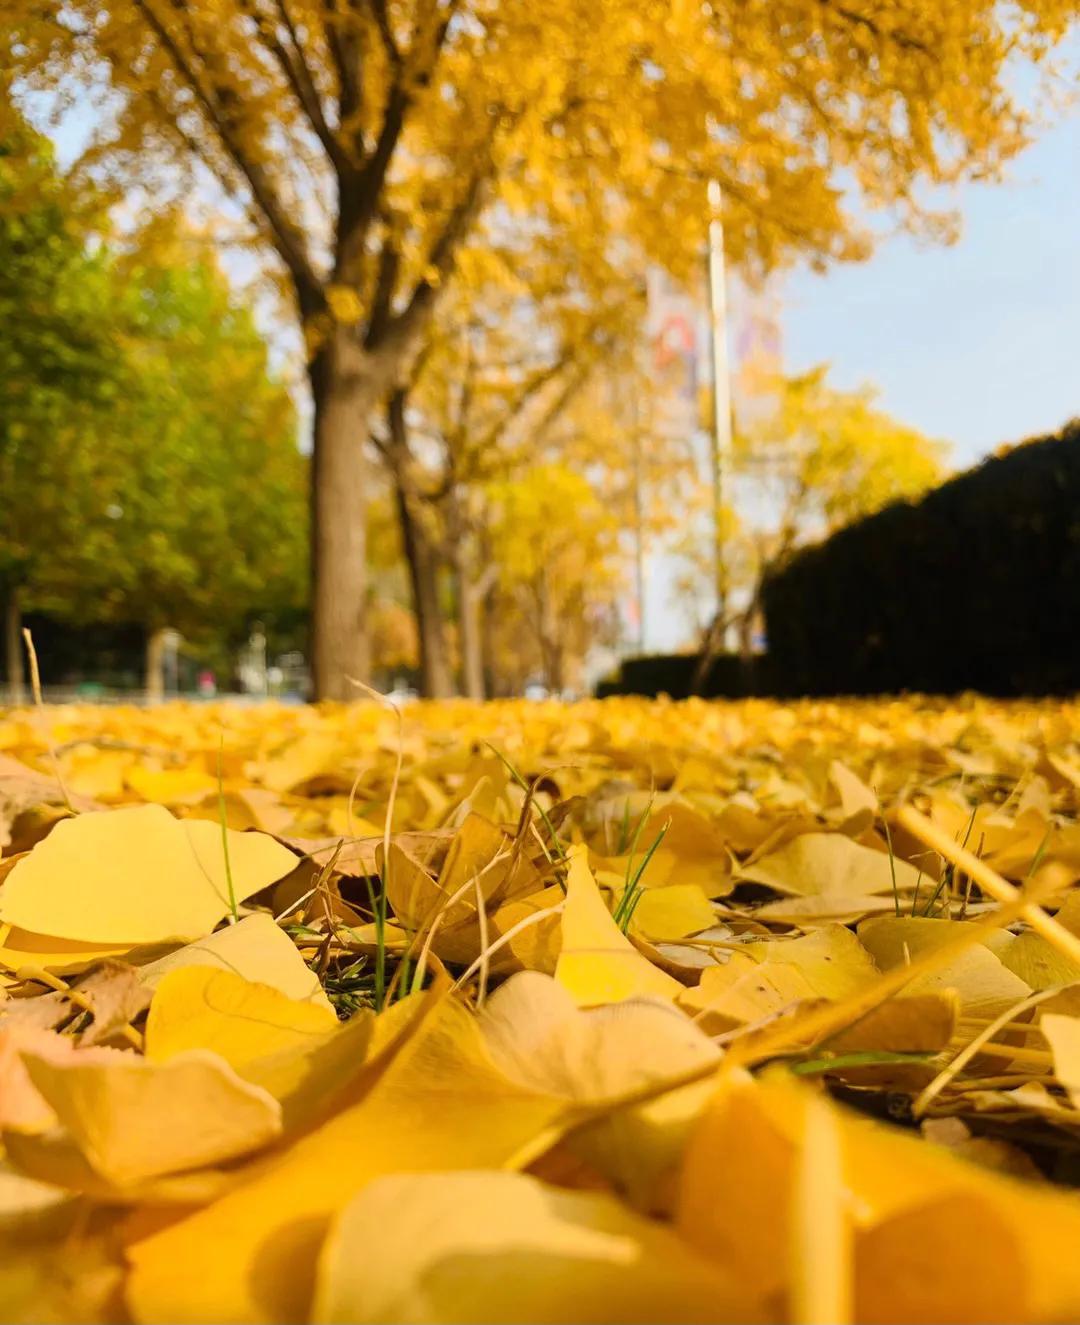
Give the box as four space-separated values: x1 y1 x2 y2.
555 846 683 1006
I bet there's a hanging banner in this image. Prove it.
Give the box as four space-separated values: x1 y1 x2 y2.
728 277 784 426
645 266 705 441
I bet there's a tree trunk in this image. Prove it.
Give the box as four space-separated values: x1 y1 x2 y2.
145 627 168 702
456 556 494 702
4 587 25 706
309 333 378 701
394 481 454 699
388 391 453 699
739 572 766 665
481 579 501 696
535 576 563 695
458 576 485 701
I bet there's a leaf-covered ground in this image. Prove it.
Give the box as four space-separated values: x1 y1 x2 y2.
5 696 1080 1321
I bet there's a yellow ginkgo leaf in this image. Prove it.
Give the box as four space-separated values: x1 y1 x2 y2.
678 1069 1080 1323
491 885 564 974
0 1160 72 1223
135 912 333 1010
751 893 899 925
480 972 720 1207
629 884 715 942
183 787 297 836
240 1010 375 1133
0 924 132 978
555 846 683 1006
0 805 297 944
858 915 1032 1017
1038 1014 1080 1108
313 1170 763 1324
125 988 569 1325
678 925 879 1032
256 733 348 795
829 759 879 823
145 966 373 1135
998 929 1080 989
145 967 338 1069
737 831 921 898
125 762 218 806
634 803 735 898
20 1046 282 1186
0 1195 126 1325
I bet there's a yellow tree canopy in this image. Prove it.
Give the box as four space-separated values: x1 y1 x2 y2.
737 365 949 549
673 364 950 624
5 0 1075 327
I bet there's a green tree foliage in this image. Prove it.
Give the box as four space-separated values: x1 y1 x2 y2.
104 255 308 655
0 123 128 695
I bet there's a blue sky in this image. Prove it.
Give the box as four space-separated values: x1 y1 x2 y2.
782 109 1080 469
645 106 1080 650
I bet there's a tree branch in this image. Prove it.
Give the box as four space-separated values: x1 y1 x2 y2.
820 0 933 57
370 0 402 66
339 0 463 277
364 234 402 348
324 0 363 140
135 0 322 304
241 0 346 171
392 155 491 348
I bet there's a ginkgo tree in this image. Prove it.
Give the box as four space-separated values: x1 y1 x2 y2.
6 0 1074 698
376 213 641 698
686 365 947 671
484 463 623 695
471 369 699 697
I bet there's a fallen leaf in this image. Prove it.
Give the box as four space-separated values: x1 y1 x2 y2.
480 972 720 1206
145 967 339 1069
736 831 921 898
313 1171 763 1324
135 912 332 1011
678 925 879 1032
19 1044 283 1185
555 846 683 1006
629 884 715 942
0 806 297 944
125 986 569 1324
858 915 1032 1016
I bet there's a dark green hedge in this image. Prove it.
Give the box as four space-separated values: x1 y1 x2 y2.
596 652 762 699
761 421 1080 696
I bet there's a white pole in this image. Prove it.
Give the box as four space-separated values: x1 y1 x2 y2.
630 380 647 655
706 178 733 623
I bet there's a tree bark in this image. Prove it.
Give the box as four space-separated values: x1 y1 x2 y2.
387 390 453 699
535 577 564 695
481 579 502 696
145 627 168 702
457 573 485 701
394 481 454 698
456 556 497 701
309 333 377 701
4 587 25 706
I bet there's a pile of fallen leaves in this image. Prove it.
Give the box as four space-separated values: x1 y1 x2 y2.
6 695 1080 1322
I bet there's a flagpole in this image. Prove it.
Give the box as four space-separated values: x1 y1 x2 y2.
706 178 733 628
631 382 647 655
